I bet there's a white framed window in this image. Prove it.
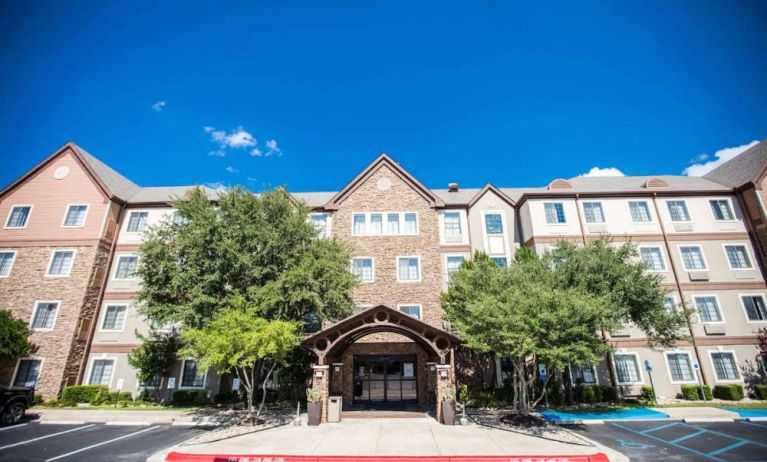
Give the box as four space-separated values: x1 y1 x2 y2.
46 249 76 277
628 201 652 222
126 211 149 232
491 256 508 267
582 202 605 223
173 212 189 225
114 255 139 280
679 245 707 271
370 213 383 234
351 212 418 236
352 213 366 235
570 364 597 385
664 297 676 313
639 246 666 272
723 244 753 270
30 301 60 331
12 358 43 388
351 257 374 283
62 204 89 228
443 211 462 238
709 351 741 382
100 305 128 331
403 213 418 234
180 359 207 389
398 304 422 319
710 199 735 221
667 200 690 222
0 250 16 277
544 202 566 224
740 295 767 322
5 205 32 229
397 256 421 282
387 213 400 235
614 353 642 384
88 358 115 386
665 352 696 383
445 255 465 280
484 213 504 234
310 213 330 238
694 295 724 323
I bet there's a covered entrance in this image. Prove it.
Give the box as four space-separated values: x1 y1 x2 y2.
353 354 417 405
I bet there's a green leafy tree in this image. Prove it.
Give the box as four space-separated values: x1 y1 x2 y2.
0 310 33 362
127 330 179 401
180 301 301 420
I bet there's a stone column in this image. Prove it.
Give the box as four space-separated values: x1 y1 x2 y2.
435 364 454 423
311 365 330 423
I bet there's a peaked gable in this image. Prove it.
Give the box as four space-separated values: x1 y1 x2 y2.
467 184 516 207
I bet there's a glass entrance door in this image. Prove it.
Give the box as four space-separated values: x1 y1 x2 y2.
353 355 417 405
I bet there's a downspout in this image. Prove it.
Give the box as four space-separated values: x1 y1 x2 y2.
740 189 767 272
651 194 709 385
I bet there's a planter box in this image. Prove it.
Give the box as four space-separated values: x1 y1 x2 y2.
307 401 322 426
441 401 455 425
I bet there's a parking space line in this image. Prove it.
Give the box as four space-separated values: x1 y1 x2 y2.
708 440 749 457
610 423 726 461
669 429 707 444
0 423 27 432
44 425 158 461
639 422 679 434
684 423 767 450
0 424 95 451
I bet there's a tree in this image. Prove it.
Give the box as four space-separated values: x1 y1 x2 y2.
0 310 33 362
127 330 179 401
180 301 300 421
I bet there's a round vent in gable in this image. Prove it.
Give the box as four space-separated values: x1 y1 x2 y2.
377 177 392 191
54 166 70 180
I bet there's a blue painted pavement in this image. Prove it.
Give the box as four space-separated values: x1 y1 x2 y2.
540 407 669 422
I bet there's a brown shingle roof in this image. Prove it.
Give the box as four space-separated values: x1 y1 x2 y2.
703 140 767 188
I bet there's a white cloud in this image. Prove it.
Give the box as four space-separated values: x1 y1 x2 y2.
577 166 626 177
683 140 760 176
208 150 226 157
225 165 238 173
250 148 263 157
265 139 281 156
152 100 166 112
204 125 256 149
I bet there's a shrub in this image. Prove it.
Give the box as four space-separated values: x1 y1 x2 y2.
713 384 744 401
61 385 108 406
680 384 712 401
754 384 767 400
600 385 618 402
172 390 190 405
192 390 209 405
118 392 133 402
573 385 604 403
641 385 656 402
32 393 44 406
172 389 208 405
546 376 564 406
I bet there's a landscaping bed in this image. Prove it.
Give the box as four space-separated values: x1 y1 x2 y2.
467 409 595 446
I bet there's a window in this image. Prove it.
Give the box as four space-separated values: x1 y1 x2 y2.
181 360 206 388
742 295 767 321
710 200 734 221
680 246 707 270
667 200 690 222
310 214 329 237
403 213 418 234
173 213 189 225
711 352 740 381
114 255 138 280
666 353 694 382
491 257 508 267
46 250 75 276
351 258 374 282
664 297 676 313
101 305 127 331
352 212 417 236
370 213 383 235
571 365 597 384
387 213 400 234
63 204 88 227
614 354 641 383
89 359 114 386
13 359 42 387
0 251 16 277
582 202 605 223
484 213 503 234
5 205 31 228
446 256 464 280
544 203 566 224
639 247 665 271
353 214 366 235
397 257 420 282
399 305 421 319
140 373 162 388
31 302 59 330
443 212 462 237
724 245 752 269
126 211 149 232
629 201 652 222
694 296 723 323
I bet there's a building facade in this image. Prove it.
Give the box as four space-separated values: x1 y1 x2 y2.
2 141 767 407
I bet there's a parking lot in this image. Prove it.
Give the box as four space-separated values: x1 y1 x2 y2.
0 422 206 462
568 420 767 462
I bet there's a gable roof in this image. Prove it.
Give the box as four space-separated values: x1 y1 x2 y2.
703 139 767 188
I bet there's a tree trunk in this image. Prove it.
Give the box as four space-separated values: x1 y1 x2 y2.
256 362 277 420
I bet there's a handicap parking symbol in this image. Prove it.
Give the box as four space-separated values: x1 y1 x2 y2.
617 439 655 449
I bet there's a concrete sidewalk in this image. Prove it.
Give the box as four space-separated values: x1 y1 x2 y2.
650 406 740 421
28 408 212 424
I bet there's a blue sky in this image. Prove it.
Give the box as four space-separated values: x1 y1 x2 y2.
1 1 766 193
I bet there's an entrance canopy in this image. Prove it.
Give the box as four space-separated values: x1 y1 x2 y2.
302 305 460 365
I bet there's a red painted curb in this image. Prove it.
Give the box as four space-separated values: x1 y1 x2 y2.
165 452 610 462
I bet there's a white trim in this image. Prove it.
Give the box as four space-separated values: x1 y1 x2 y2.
692 294 726 324
0 249 17 278
178 359 208 389
709 198 738 222
45 249 77 277
396 255 422 283
29 300 61 332
112 252 139 281
443 253 467 282
125 210 150 233
542 202 567 225
10 356 44 388
665 199 692 223
637 245 667 272
397 303 422 320
438 210 468 245
677 244 709 271
350 211 419 236
627 200 655 223
310 212 332 238
568 363 599 385
60 203 90 228
580 201 606 224
98 303 129 332
86 357 117 387
663 350 697 384
351 257 375 283
721 243 754 270
738 293 767 323
707 350 743 383
612 352 644 385
4 204 33 229
480 210 511 263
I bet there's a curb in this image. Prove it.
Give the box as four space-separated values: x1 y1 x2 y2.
683 418 735 423
39 421 87 425
746 417 767 422
165 453 611 462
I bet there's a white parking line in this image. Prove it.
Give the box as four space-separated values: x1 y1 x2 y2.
104 421 151 426
0 423 28 432
684 417 734 423
171 421 198 426
0 424 95 451
44 425 158 461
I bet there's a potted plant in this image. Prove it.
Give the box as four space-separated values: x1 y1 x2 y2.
306 388 323 426
441 385 456 425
